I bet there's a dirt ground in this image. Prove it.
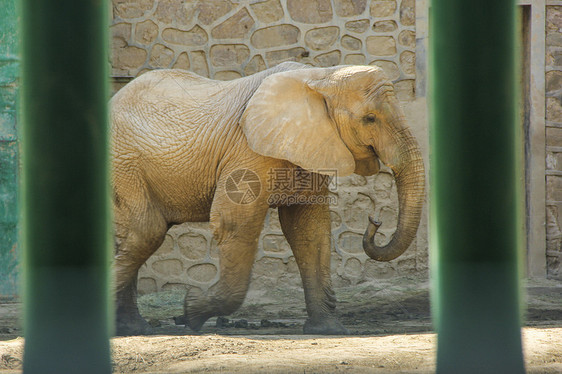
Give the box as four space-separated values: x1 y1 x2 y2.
1 274 561 373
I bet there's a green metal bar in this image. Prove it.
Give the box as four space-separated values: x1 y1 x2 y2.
20 0 112 372
430 1 525 373
0 0 20 298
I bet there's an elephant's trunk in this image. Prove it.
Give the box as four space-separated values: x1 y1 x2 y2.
363 131 425 262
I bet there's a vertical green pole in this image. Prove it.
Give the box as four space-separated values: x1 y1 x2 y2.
430 1 525 373
0 0 20 298
20 0 112 373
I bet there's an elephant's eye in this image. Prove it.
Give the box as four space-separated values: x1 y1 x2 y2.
363 114 377 124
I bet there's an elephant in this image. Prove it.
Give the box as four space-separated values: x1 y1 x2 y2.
110 61 425 336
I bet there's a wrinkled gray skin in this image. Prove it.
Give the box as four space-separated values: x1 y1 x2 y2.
111 62 425 336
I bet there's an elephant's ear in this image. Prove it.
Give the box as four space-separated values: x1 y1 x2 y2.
240 68 356 176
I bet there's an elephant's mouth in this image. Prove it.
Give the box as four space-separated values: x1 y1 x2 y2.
368 145 379 160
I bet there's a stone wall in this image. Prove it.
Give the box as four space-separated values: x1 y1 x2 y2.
111 0 416 97
110 0 426 295
546 4 562 279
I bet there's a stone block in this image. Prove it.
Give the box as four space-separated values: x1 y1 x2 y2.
198 0 234 26
190 51 209 77
173 52 190 70
364 260 396 279
547 50 562 67
397 257 416 273
265 47 307 66
400 50 415 75
341 35 362 51
547 253 561 280
212 8 255 39
546 205 561 239
215 71 242 80
112 39 147 74
162 26 208 46
547 127 562 147
287 0 333 24
154 0 196 27
138 277 158 295
210 44 250 67
250 0 284 24
305 27 340 51
343 193 375 230
252 257 286 279
398 30 415 48
400 0 415 26
345 19 370 33
262 234 291 254
546 6 562 34
187 263 217 283
547 33 562 48
373 172 395 200
547 236 562 253
149 44 174 68
152 259 184 276
372 20 397 32
546 70 562 94
338 232 364 254
334 0 367 17
154 234 175 256
244 55 267 75
113 0 154 19
135 20 158 45
330 209 343 229
178 232 208 261
338 174 367 187
394 79 415 101
366 36 396 56
547 97 562 122
251 25 300 49
314 50 342 66
370 0 396 18
546 151 562 171
369 60 400 80
547 175 562 202
344 53 366 65
112 22 132 42
344 257 362 278
378 205 398 230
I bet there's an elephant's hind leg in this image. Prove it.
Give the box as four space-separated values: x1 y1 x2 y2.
279 202 349 335
114 205 167 336
183 174 268 332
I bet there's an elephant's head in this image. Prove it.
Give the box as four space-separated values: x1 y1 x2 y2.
240 65 425 262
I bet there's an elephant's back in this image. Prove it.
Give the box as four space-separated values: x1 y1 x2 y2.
109 70 249 223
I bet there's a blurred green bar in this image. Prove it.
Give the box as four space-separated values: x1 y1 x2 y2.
20 0 112 372
430 0 525 373
0 0 20 298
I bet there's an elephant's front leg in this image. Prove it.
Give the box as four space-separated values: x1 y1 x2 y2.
184 176 269 332
279 202 348 335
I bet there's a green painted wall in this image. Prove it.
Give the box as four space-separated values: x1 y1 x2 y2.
0 0 20 298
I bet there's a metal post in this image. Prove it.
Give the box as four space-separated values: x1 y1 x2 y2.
430 1 526 373
0 0 20 298
20 0 112 372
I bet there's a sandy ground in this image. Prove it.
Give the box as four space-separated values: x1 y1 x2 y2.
1 275 561 373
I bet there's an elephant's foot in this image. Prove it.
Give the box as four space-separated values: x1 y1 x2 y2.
184 311 212 332
183 296 218 332
116 310 152 336
303 317 349 335
184 291 244 332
